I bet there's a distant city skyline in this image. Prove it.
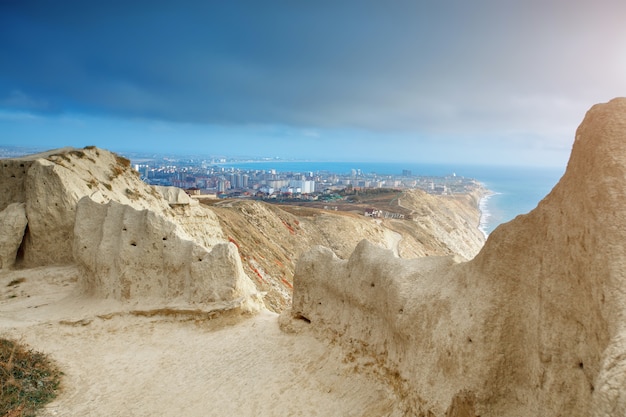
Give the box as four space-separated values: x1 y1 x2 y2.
2 1 625 167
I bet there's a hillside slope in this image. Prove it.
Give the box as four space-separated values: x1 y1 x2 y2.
210 190 484 311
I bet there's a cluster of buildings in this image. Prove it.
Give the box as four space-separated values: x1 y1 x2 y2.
132 157 479 199
136 162 317 197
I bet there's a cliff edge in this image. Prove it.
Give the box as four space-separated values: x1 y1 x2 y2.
286 97 626 416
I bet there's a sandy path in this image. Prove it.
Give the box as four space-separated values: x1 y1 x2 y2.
1 268 400 417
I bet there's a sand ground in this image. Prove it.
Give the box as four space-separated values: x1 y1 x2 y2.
1 266 401 417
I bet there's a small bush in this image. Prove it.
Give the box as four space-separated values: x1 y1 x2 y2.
115 155 131 168
0 338 62 417
125 188 139 200
112 166 125 177
69 150 86 159
86 178 98 189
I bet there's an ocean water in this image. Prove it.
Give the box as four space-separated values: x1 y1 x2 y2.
225 161 565 236
464 165 564 235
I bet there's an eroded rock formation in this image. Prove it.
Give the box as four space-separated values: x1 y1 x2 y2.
74 197 259 309
0 146 261 312
286 98 626 416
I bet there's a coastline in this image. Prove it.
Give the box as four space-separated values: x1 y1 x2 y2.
475 184 497 239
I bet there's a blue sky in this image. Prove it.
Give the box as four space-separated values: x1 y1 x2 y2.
1 1 625 166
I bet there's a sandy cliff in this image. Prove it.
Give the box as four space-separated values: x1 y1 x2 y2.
286 97 626 416
0 146 262 313
210 190 485 311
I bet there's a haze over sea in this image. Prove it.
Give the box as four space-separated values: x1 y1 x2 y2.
226 161 565 236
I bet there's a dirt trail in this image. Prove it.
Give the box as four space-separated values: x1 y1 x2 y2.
1 268 401 417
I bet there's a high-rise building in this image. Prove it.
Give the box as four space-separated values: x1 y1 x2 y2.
289 180 315 194
217 178 227 193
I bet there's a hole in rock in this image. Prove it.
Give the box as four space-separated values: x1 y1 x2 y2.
295 315 311 323
162 237 167 241
370 283 375 288
15 225 29 266
130 242 137 247
579 362 584 369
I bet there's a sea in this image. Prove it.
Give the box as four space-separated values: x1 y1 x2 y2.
224 161 565 236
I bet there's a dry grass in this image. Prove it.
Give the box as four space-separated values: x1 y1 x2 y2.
108 154 131 181
110 165 125 179
86 178 98 189
68 150 86 159
0 338 62 417
114 155 131 168
125 188 140 200
83 146 100 157
6 278 25 287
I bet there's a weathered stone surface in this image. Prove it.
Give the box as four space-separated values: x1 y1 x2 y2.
154 185 197 206
397 189 485 260
74 197 261 310
0 146 255 310
0 202 28 269
0 146 226 267
287 98 626 416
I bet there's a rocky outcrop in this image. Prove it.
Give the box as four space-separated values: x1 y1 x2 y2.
74 197 260 310
212 194 486 312
286 98 626 416
0 202 28 269
0 146 261 312
0 146 226 267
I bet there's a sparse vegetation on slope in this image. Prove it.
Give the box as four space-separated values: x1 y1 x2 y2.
207 189 486 312
0 338 61 417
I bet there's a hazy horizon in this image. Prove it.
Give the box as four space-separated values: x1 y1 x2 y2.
2 1 625 168
0 143 569 171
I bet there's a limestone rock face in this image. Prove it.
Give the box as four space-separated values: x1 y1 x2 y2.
396 189 485 260
0 147 225 267
74 197 259 309
0 146 260 311
154 185 197 206
0 203 28 269
287 98 626 416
